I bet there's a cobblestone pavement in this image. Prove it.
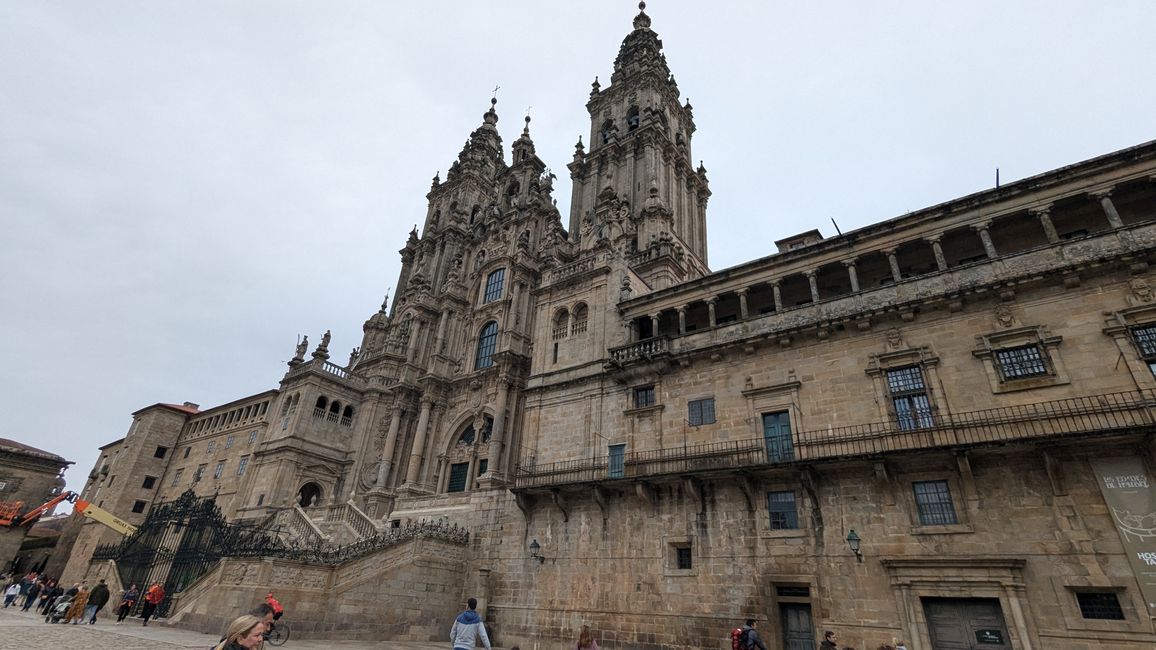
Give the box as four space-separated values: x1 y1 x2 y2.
0 607 475 649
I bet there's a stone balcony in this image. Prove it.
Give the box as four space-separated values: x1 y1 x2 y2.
512 388 1156 490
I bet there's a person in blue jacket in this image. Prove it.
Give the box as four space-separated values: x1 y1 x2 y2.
450 597 491 650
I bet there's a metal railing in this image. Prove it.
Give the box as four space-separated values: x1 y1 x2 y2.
513 389 1156 489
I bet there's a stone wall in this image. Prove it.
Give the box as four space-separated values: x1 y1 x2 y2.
0 439 70 573
166 536 467 641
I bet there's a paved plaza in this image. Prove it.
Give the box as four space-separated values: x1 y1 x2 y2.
0 607 485 649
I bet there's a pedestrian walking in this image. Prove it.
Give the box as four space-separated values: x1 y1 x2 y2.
115 584 139 623
820 630 839 650
734 619 768 650
20 579 41 611
85 578 110 623
3 581 20 607
575 624 599 650
449 597 491 650
140 583 165 626
63 586 89 624
40 584 63 614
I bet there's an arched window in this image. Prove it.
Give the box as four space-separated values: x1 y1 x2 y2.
484 268 506 303
553 308 570 340
475 321 498 369
572 302 589 335
297 482 322 508
600 120 613 144
458 423 476 445
470 205 481 224
343 405 354 419
315 396 328 410
329 401 341 414
627 106 640 131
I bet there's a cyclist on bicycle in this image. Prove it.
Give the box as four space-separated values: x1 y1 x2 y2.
265 593 284 623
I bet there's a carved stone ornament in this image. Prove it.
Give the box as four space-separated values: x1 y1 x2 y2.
886 328 903 350
1129 277 1154 305
994 304 1016 328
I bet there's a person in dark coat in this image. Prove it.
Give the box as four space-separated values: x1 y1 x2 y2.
85 579 111 624
21 580 41 611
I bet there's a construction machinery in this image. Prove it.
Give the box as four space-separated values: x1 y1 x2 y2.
0 490 137 536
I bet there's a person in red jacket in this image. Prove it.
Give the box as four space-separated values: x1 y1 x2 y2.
141 583 165 626
265 592 284 621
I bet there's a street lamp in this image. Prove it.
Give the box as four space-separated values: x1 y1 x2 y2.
529 538 545 563
846 529 862 562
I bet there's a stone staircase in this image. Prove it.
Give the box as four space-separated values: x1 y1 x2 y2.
266 499 383 547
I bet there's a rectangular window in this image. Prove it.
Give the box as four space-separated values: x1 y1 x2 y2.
763 411 794 461
183 447 191 459
257 494 264 506
170 469 184 486
477 458 488 476
213 461 225 479
107 475 116 487
913 480 958 525
687 398 716 426
994 345 1049 379
675 546 692 570
237 456 249 476
141 476 157 490
131 500 147 514
767 491 799 530
249 430 259 444
483 268 506 303
1132 325 1156 376
1076 592 1125 620
194 464 207 482
475 322 498 369
225 435 235 449
608 444 626 478
886 366 934 430
633 385 656 408
154 446 168 459
447 462 470 492
207 441 215 454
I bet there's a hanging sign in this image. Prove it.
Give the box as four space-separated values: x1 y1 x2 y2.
1091 456 1156 613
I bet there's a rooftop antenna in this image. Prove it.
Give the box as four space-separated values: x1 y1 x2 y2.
830 218 843 237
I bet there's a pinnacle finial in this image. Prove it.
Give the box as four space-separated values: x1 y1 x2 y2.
639 1 646 10
483 95 499 127
633 1 651 30
523 114 531 136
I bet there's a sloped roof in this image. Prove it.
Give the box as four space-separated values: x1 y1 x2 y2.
0 438 70 464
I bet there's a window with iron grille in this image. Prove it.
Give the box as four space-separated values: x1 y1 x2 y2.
688 398 715 426
170 469 184 487
213 461 226 479
633 385 656 408
484 268 506 303
1075 592 1125 620
994 345 1049 379
249 430 259 444
207 441 215 454
886 366 934 430
913 480 958 525
1132 324 1156 376
767 491 798 530
225 435 235 449
447 462 470 492
475 322 498 369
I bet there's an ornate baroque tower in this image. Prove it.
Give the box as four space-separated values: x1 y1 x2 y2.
568 1 711 288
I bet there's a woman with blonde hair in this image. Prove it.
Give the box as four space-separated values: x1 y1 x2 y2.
213 614 266 650
576 624 599 650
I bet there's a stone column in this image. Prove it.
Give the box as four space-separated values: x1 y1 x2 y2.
843 258 860 292
406 319 423 362
884 248 902 283
973 221 998 259
509 280 523 327
1091 189 1124 228
926 235 947 271
404 398 434 486
804 270 820 304
771 281 783 312
376 408 404 486
433 309 450 355
677 307 687 335
650 313 661 337
465 447 479 490
706 299 717 328
489 376 511 476
1030 204 1059 243
736 289 749 320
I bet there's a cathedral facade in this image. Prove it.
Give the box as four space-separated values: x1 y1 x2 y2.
62 5 1156 650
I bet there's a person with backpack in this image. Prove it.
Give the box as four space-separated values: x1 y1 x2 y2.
732 618 767 650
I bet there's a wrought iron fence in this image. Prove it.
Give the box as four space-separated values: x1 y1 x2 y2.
91 490 468 617
514 389 1156 489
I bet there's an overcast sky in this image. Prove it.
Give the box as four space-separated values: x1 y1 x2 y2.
2 1 1153 509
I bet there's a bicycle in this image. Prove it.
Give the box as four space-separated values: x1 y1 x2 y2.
263 619 291 646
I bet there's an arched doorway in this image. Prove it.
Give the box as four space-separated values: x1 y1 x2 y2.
297 482 322 508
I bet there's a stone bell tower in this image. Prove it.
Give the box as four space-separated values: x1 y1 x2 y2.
567 1 711 288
